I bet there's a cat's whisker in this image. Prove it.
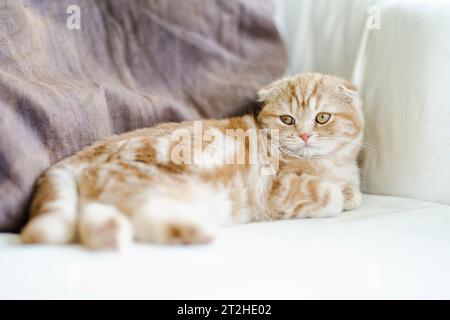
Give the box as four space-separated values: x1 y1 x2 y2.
314 137 378 153
360 143 378 155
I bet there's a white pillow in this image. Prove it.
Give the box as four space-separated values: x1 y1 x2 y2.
275 0 450 205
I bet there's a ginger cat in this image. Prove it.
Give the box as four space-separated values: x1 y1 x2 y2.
21 73 364 250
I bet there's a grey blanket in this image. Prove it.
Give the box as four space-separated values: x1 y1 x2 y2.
0 0 286 232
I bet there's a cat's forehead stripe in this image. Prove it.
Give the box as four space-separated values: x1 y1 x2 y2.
287 82 300 112
304 82 315 107
295 86 302 104
289 77 323 111
307 78 321 109
290 94 298 112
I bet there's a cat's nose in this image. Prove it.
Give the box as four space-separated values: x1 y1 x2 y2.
299 133 310 142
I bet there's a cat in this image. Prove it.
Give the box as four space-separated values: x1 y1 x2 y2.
21 73 364 250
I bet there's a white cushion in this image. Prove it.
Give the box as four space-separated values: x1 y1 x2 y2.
1 195 450 299
275 0 450 205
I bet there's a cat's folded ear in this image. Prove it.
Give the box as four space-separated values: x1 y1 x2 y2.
338 80 361 106
257 77 291 102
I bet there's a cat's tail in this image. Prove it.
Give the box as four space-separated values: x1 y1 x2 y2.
21 166 78 244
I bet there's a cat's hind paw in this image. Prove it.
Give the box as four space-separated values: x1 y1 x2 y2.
132 211 216 245
165 222 215 245
78 202 133 251
21 214 75 244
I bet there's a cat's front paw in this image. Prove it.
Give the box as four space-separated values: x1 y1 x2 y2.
133 211 216 245
301 181 344 218
343 186 362 211
317 181 345 217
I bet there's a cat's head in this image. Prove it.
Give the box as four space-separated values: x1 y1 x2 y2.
257 73 364 159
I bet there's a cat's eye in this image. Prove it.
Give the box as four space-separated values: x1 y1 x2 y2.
315 113 331 124
280 115 295 125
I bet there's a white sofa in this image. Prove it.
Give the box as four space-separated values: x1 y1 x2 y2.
1 0 450 299
1 195 450 299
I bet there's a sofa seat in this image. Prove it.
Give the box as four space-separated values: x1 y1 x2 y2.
1 194 449 299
